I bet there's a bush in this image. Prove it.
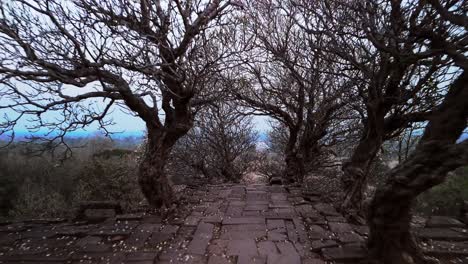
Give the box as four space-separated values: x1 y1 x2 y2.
75 153 145 211
415 166 468 216
0 137 143 219
10 178 69 218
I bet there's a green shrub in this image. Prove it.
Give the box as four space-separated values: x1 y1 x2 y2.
10 178 69 218
0 137 143 219
74 154 145 211
415 166 468 216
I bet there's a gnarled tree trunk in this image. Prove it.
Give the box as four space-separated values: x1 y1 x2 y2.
341 123 383 214
138 131 176 208
284 151 305 184
139 115 192 208
367 71 468 264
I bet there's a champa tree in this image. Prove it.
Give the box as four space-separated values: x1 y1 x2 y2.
0 0 243 208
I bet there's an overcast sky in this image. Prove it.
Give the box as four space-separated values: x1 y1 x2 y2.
1 98 272 137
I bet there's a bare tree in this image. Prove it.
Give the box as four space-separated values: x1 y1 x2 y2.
366 1 468 263
367 71 467 264
0 0 243 208
170 101 257 184
236 0 354 183
292 0 459 216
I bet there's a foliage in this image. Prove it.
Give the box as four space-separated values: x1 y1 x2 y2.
75 153 145 211
169 103 258 184
0 137 143 219
415 166 468 216
255 150 285 181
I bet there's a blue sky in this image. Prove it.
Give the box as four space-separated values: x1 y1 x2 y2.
1 101 272 138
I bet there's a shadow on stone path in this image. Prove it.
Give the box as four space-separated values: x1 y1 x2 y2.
1 184 467 263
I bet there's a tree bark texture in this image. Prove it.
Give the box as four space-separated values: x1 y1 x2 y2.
367 71 468 264
138 118 192 208
341 122 383 213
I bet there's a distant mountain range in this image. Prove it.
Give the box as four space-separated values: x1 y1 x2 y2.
2 130 466 143
1 130 271 143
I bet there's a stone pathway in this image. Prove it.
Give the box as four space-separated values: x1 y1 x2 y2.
1 184 468 263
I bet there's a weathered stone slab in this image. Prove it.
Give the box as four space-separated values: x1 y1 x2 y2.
266 253 301 264
304 217 327 226
76 235 101 247
157 248 186 262
308 225 331 240
246 200 270 205
220 230 266 240
296 205 321 218
268 231 288 241
322 244 367 261
24 218 67 225
276 241 299 255
187 237 211 255
294 242 317 258
271 193 288 201
160 224 179 234
285 221 298 243
75 201 122 221
266 186 286 193
223 217 265 225
141 215 163 223
302 259 326 264
326 216 346 222
116 213 144 221
184 215 201 226
177 226 196 237
310 239 339 252
267 220 285 230
426 216 466 228
0 254 70 263
292 218 309 243
223 224 266 231
269 201 292 209
422 240 468 257
230 201 246 207
55 226 96 237
338 232 365 244
258 240 278 256
20 229 56 239
125 251 158 261
88 226 132 237
80 243 111 253
328 222 353 233
226 206 244 216
226 239 257 256
263 211 294 220
246 191 269 201
245 204 268 211
147 232 173 245
71 252 123 262
416 228 468 241
244 211 262 216
203 215 224 224
314 203 340 216
0 223 27 233
193 222 214 240
352 225 370 236
0 233 20 245
124 224 155 248
208 239 229 255
205 205 222 215
208 255 234 264
238 255 266 264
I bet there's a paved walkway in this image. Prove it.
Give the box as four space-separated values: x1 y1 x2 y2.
1 184 467 263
